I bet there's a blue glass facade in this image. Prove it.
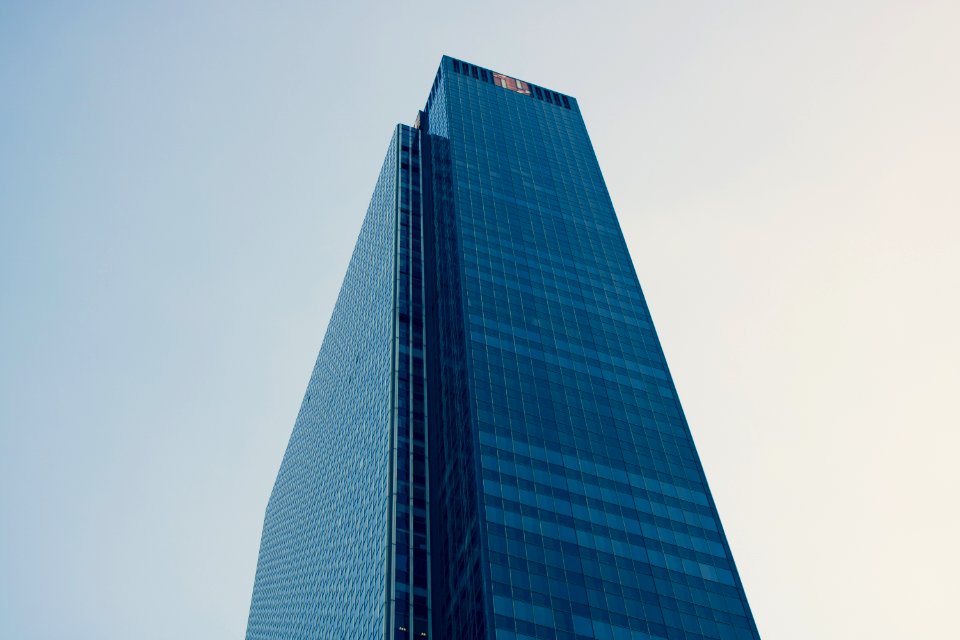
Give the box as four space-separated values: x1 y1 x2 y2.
388 125 434 639
246 129 399 639
425 57 759 640
247 57 759 640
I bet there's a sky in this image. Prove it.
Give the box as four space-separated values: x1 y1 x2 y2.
1 1 958 638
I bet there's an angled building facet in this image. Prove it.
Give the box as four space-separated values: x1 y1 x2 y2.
247 56 761 640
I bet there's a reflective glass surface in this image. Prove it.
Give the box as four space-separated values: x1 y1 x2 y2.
247 57 759 640
246 130 399 639
427 57 760 640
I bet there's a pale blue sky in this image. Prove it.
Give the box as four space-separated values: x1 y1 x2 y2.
2 2 958 638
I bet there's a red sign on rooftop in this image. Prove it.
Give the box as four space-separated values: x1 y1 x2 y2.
493 73 531 95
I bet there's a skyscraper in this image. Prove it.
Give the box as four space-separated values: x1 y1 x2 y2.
246 56 760 640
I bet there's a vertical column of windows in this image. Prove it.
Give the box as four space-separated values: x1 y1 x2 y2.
391 126 432 640
427 129 489 640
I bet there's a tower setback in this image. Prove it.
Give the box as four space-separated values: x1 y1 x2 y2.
247 56 760 640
